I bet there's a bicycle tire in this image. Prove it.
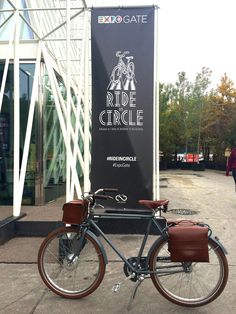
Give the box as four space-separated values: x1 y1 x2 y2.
110 65 121 84
149 237 228 307
126 62 135 79
38 226 106 299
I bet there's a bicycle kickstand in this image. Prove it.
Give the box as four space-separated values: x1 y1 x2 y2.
127 276 145 311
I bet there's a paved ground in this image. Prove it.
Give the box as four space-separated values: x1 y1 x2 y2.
0 169 235 313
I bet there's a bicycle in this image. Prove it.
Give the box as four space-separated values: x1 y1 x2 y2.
37 188 228 308
108 51 136 90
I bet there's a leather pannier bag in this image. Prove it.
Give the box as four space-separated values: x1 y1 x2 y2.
62 199 88 224
168 221 209 262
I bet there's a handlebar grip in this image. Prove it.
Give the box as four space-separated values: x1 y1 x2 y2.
103 188 118 193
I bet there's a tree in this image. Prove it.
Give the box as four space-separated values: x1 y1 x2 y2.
203 73 236 162
159 68 212 162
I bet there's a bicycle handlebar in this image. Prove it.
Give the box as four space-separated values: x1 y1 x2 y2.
84 188 118 206
94 194 113 200
94 188 118 195
101 188 118 193
116 51 130 58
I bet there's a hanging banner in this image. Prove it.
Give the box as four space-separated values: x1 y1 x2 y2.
91 7 155 208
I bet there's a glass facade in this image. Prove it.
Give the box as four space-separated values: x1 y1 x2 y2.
0 62 36 205
43 69 66 203
0 62 74 206
0 0 33 41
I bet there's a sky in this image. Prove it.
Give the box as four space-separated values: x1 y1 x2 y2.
157 0 236 87
94 0 236 88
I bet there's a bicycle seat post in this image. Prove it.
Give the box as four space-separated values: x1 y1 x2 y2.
154 207 161 218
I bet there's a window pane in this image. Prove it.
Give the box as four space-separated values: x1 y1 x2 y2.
0 62 36 208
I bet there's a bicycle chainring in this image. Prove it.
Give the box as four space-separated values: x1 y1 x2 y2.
123 257 147 282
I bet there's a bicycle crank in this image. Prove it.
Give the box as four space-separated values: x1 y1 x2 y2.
123 257 147 282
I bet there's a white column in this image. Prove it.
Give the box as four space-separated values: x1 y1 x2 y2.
13 9 20 216
66 0 72 201
71 11 86 197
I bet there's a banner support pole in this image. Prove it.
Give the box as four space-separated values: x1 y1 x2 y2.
153 6 160 200
84 9 91 192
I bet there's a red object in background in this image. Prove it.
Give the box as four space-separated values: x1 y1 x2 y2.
186 153 199 163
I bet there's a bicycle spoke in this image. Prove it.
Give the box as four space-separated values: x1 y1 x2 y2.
150 237 228 306
38 228 106 298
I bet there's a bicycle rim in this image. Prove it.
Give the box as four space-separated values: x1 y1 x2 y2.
38 227 106 299
149 238 228 307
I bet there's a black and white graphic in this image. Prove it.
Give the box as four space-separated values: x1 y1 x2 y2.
91 7 155 208
99 49 142 131
108 51 136 91
115 194 128 204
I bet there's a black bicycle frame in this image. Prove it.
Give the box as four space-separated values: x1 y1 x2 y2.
84 212 167 275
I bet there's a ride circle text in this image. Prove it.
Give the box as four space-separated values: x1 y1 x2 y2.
99 91 144 127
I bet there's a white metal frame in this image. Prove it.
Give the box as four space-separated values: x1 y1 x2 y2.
0 0 91 216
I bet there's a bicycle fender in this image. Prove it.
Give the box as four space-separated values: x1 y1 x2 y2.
210 235 228 255
146 236 166 266
86 230 108 264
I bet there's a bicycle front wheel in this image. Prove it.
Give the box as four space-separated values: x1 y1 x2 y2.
149 237 228 307
110 65 121 83
38 227 106 299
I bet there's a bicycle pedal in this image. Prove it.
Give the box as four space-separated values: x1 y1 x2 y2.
112 283 121 293
112 273 135 293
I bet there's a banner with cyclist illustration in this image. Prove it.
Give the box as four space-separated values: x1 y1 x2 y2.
91 7 155 208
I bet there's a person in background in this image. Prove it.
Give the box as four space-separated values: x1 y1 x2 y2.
226 145 236 190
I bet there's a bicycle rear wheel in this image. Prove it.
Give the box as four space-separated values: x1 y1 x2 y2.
38 227 106 299
149 237 228 307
